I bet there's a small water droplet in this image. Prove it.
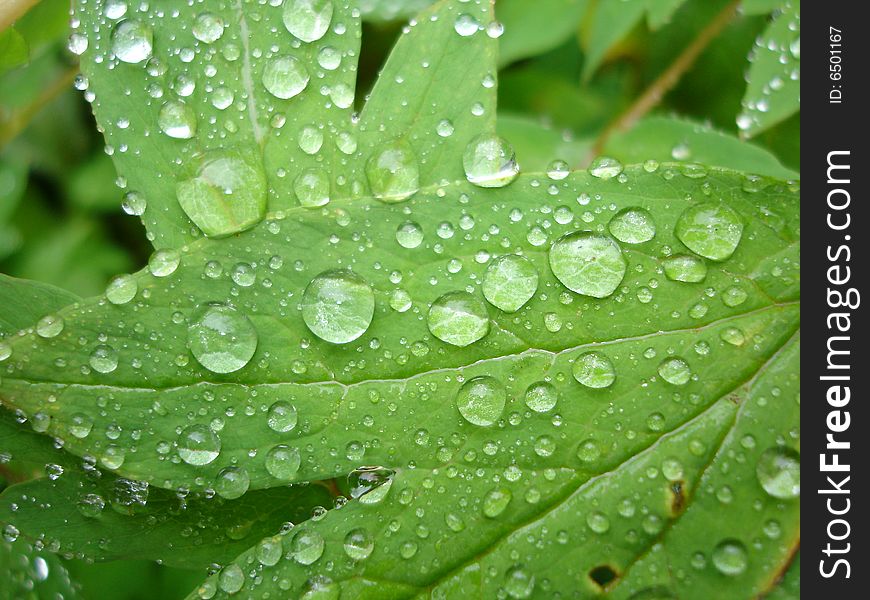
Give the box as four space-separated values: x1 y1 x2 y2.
482 487 512 518
524 381 558 413
609 208 656 244
158 100 197 139
662 255 707 283
36 315 64 338
657 357 691 385
589 156 623 179
290 528 325 564
111 20 153 64
294 168 331 208
265 444 301 479
267 401 298 433
262 55 310 99
343 528 374 560
712 539 748 576
214 466 250 499
89 345 118 373
396 221 424 249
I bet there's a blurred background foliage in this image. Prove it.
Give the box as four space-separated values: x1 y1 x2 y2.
0 0 798 597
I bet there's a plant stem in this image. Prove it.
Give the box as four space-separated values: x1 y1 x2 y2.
583 0 740 167
0 0 39 31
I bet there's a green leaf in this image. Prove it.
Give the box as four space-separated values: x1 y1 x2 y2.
603 115 799 179
497 112 590 172
496 0 588 66
1 539 81 600
191 334 798 598
582 0 690 80
765 551 800 599
0 274 80 336
357 0 434 22
0 0 800 596
741 0 786 16
0 28 28 73
737 1 799 137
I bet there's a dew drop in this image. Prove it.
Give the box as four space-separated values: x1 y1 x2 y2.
283 0 333 43
504 565 535 599
462 134 519 188
549 231 627 298
524 381 558 413
395 221 424 249
608 208 656 244
214 466 250 499
712 539 748 576
148 249 180 277
177 424 221 466
662 255 707 283
217 564 245 594
756 447 800 499
262 55 310 99
365 141 420 202
89 345 118 373
192 13 225 44
267 400 298 433
657 357 691 385
294 168 330 208
675 202 744 261
265 444 301 479
454 13 480 36
158 100 197 139
36 315 64 338
301 270 375 344
343 528 374 561
187 304 258 374
456 376 506 427
427 291 489 347
483 487 512 518
111 20 153 64
588 156 623 180
482 255 538 313
290 528 325 565
572 352 616 389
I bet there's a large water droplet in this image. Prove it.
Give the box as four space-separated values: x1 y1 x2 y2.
283 0 334 43
265 444 301 479
106 274 137 304
343 528 374 561
589 156 623 179
177 424 221 466
262 55 310 99
36 315 64 338
504 565 535 599
290 528 325 565
675 203 744 261
158 100 197 139
187 304 258 373
348 466 395 503
456 376 506 427
482 255 538 313
214 466 250 499
192 13 224 44
572 352 616 388
148 249 180 277
294 168 330 208
217 564 245 594
365 141 420 202
483 487 512 518
712 539 748 575
462 134 519 188
301 270 375 344
756 447 800 499
524 381 558 413
89 345 118 373
176 150 267 237
111 20 153 64
657 357 691 385
549 232 627 298
267 401 298 433
608 208 656 244
662 255 707 283
427 291 489 347
396 221 424 249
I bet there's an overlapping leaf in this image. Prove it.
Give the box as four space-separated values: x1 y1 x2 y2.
0 0 800 597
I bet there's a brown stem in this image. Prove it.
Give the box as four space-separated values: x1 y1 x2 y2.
583 0 740 167
0 65 78 148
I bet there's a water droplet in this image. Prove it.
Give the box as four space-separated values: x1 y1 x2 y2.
657 357 691 385
176 151 267 237
365 141 420 202
121 190 146 215
427 291 489 347
68 33 88 55
454 13 480 36
390 288 412 312
456 376 506 427
662 254 707 283
177 424 221 466
294 168 330 207
290 528 325 565
158 100 197 139
549 232 627 298
218 564 245 594
586 511 611 533
712 539 748 576
267 401 298 433
77 493 105 518
299 125 323 154
36 315 64 338
756 447 800 499
483 487 512 518
504 565 535 598
265 444 301 479
148 249 180 277
262 55 310 99
193 13 224 44
283 0 333 43
572 352 616 389
463 134 519 188
675 203 744 261
720 327 745 346
89 345 118 373
348 466 395 502
589 156 623 179
111 20 153 63
546 159 570 181
722 285 748 307
396 221 424 249
256 536 283 566
436 119 454 137
524 381 558 413
187 304 258 373
343 528 374 560
609 208 656 244
69 413 94 438
214 466 250 499
301 270 375 344
482 255 538 313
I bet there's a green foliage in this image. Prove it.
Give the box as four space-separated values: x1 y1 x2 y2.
1 0 800 597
